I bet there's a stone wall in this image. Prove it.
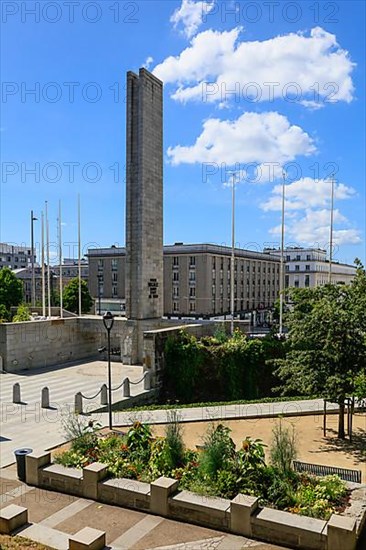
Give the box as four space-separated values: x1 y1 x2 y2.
0 316 249 373
26 452 363 550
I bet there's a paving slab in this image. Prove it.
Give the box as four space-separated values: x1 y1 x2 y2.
10 488 77 524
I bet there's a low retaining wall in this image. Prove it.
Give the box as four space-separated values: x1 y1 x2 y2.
25 451 364 550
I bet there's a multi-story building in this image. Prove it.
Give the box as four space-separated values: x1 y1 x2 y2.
87 243 281 320
51 258 89 290
264 247 356 288
12 266 55 305
0 243 36 270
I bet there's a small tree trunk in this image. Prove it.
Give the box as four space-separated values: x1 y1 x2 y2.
338 398 345 439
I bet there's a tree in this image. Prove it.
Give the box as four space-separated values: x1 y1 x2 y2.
275 264 366 439
13 304 31 322
0 267 23 310
63 278 93 314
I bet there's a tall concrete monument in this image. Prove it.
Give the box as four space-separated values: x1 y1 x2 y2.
125 68 164 320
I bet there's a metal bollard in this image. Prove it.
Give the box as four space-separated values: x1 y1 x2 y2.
41 387 50 408
13 383 21 404
143 371 151 390
101 384 108 406
122 378 130 398
75 392 83 414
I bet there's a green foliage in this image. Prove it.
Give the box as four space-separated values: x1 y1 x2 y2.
55 417 348 521
164 410 185 469
354 372 366 399
62 278 93 314
126 421 152 461
163 330 285 403
164 331 204 402
274 265 366 438
292 475 347 520
0 304 10 322
199 424 235 479
270 419 297 474
13 304 31 322
0 267 23 310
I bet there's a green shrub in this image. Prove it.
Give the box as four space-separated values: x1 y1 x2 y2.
164 410 185 469
199 424 235 480
13 304 30 322
126 422 152 460
270 418 297 474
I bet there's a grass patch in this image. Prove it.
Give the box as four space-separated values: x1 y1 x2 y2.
116 394 320 413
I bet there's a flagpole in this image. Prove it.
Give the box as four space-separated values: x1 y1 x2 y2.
230 173 235 335
59 200 63 318
78 194 82 316
45 201 51 318
41 211 46 317
279 170 286 336
328 176 335 284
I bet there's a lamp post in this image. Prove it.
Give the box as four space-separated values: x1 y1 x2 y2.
30 211 38 307
103 311 114 430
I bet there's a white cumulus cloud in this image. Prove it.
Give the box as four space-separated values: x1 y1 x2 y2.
170 0 215 39
154 27 355 107
167 111 316 166
261 177 356 211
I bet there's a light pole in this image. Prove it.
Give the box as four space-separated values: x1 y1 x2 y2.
30 211 38 307
328 175 335 284
103 311 114 431
230 172 236 335
279 170 286 336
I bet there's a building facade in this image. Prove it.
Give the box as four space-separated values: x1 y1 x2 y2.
0 243 36 270
51 258 89 290
264 247 356 288
88 244 280 319
12 266 55 305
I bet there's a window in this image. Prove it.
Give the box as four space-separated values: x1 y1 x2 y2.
173 286 179 297
189 256 196 267
295 265 300 271
294 280 299 288
112 285 118 297
285 275 289 288
173 272 179 281
212 257 216 269
189 301 196 312
212 285 216 296
190 287 196 297
305 275 310 287
285 265 289 272
305 265 310 271
97 259 104 271
173 301 179 313
112 272 118 282
306 254 311 261
286 255 290 262
173 256 179 266
189 271 196 281
111 258 118 271
296 254 301 261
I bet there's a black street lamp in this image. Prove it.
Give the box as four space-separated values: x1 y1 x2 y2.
103 311 114 430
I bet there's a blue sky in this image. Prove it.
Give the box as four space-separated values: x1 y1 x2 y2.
1 0 365 265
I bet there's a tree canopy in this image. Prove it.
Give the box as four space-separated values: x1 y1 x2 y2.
0 267 23 311
63 278 93 314
275 261 366 438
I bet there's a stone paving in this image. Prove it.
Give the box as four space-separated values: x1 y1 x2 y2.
0 465 289 550
0 360 146 467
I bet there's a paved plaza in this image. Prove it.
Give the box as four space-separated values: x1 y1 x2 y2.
0 360 146 467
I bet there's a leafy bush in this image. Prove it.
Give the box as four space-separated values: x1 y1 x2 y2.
199 424 235 479
164 410 185 469
13 304 30 322
270 418 297 474
126 421 152 461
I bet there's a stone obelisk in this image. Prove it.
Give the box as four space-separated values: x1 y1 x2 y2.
125 68 164 320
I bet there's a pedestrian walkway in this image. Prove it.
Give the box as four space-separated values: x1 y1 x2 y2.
0 465 288 550
0 360 147 467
